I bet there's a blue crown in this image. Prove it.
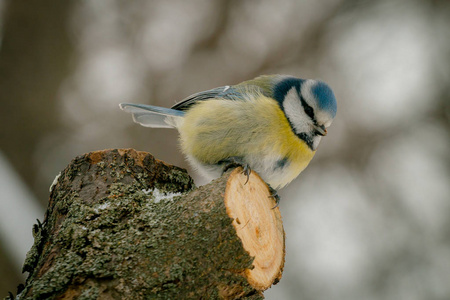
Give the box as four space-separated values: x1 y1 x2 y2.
312 82 337 118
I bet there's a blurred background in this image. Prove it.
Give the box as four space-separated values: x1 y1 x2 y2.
0 0 449 299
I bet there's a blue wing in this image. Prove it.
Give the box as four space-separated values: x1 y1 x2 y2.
121 83 264 127
171 86 245 111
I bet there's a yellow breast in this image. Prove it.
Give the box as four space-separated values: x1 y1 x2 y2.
177 93 316 188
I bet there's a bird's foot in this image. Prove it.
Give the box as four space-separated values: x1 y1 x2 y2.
220 156 251 184
268 185 280 209
242 164 251 184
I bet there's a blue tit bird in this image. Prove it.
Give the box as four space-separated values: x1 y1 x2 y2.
120 75 337 193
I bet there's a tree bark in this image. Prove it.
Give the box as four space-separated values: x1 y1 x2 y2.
18 149 285 300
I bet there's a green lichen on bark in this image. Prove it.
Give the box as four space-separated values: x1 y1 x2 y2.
18 149 263 300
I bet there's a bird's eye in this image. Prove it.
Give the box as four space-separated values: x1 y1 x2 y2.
300 96 315 120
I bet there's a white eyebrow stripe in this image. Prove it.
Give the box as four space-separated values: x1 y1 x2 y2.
223 86 230 92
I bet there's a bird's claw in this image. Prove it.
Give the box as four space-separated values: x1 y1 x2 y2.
221 157 251 184
268 186 280 209
242 164 251 185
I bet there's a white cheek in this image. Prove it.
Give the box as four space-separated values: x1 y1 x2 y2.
283 88 311 134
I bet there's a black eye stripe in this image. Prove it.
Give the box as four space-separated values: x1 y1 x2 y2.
300 96 316 121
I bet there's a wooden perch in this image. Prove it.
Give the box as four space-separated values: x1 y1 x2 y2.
18 149 285 299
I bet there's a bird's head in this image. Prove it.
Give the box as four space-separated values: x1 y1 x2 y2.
273 77 337 150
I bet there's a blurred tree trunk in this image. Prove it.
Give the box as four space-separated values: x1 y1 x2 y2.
19 149 284 299
0 1 75 296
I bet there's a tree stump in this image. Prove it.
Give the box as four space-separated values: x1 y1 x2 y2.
18 149 285 299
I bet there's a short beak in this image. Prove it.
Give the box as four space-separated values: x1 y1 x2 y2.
315 125 327 136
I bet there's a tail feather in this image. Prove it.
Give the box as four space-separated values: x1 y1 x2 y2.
120 103 185 128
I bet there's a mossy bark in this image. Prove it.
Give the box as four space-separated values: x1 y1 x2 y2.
18 149 267 300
